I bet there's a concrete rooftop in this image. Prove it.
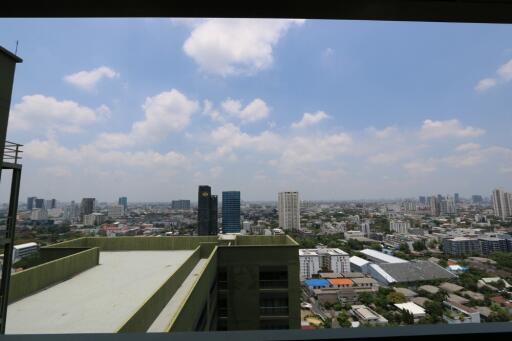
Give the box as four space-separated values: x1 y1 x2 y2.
6 250 194 334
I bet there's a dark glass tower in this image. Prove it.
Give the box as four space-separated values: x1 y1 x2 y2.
118 196 128 210
222 191 240 233
198 186 218 235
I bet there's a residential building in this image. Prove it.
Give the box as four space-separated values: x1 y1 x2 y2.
443 301 481 324
12 242 38 262
478 236 509 255
34 198 45 209
198 186 218 236
299 248 350 280
63 201 80 222
171 200 191 210
222 191 241 233
361 220 371 237
83 213 106 226
389 220 410 234
49 199 57 209
26 197 36 210
472 195 483 204
5 235 300 333
440 197 456 215
442 237 481 256
454 193 460 204
394 302 426 320
492 188 512 220
118 197 128 210
419 196 426 205
107 205 125 219
30 208 48 221
350 305 388 325
278 192 300 231
242 221 251 233
429 196 440 216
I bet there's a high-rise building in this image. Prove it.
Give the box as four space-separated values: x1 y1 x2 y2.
454 193 460 204
118 197 128 210
389 220 410 234
222 191 241 233
171 200 191 210
198 186 218 235
80 198 96 221
361 220 371 237
418 196 426 205
492 188 512 220
30 208 48 221
472 195 483 204
63 201 80 222
428 196 440 216
242 220 251 233
108 205 125 219
27 197 36 210
299 248 350 280
278 192 300 230
440 197 456 215
50 199 57 209
34 198 45 209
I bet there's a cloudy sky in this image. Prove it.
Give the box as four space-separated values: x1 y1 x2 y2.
0 19 511 202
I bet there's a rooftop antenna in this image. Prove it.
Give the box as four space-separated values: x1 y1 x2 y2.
14 40 19 55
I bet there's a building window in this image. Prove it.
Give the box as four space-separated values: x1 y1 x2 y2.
218 292 228 318
259 266 288 289
218 267 227 290
260 292 289 316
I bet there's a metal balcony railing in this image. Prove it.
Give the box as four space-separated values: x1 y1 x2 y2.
3 141 23 165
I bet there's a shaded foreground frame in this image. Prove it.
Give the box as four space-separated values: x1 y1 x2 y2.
2 0 512 340
0 322 511 340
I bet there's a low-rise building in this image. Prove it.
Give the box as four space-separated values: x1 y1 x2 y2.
443 301 481 324
439 282 464 293
418 285 439 295
394 302 426 320
350 305 388 326
299 248 350 280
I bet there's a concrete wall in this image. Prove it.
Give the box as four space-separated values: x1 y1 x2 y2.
49 236 218 251
8 247 99 303
117 247 203 332
235 235 298 246
168 246 218 332
217 244 301 330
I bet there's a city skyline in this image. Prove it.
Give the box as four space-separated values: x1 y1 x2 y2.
1 19 512 201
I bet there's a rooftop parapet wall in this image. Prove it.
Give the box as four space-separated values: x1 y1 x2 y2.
117 243 217 333
8 247 100 303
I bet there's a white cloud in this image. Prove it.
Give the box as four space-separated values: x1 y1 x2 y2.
10 94 100 133
181 19 305 76
95 89 199 148
497 59 512 80
475 58 512 92
64 66 119 90
455 142 481 152
221 98 270 123
475 78 497 92
403 160 437 174
419 119 485 140
25 137 189 170
291 111 329 128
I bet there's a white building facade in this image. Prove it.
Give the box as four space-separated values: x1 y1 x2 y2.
299 248 350 280
278 191 300 230
389 220 410 234
492 188 512 220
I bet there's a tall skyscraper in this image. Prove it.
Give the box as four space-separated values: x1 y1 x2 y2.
35 198 45 209
454 193 460 204
198 186 218 235
472 195 483 204
492 188 512 220
118 197 128 210
361 220 371 237
418 196 426 205
222 191 241 233
50 198 57 209
428 195 440 216
27 197 36 210
278 192 300 230
171 200 191 210
441 197 456 215
80 198 96 221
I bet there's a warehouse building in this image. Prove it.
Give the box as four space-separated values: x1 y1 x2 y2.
6 235 300 334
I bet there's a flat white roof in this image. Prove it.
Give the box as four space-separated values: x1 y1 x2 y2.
350 256 369 267
394 302 426 316
360 249 408 264
13 242 38 250
6 250 194 334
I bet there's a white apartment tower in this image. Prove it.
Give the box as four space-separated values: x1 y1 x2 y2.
278 191 300 230
299 248 350 280
492 188 512 220
361 220 371 237
389 220 410 234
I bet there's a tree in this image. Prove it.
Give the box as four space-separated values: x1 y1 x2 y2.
400 309 415 325
424 301 444 323
387 292 407 304
412 240 427 252
399 243 410 253
337 310 352 328
358 292 374 305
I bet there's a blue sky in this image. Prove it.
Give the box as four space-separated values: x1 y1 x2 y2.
0 19 511 202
